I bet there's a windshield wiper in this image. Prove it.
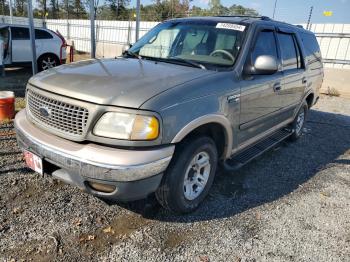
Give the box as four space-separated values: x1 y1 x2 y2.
169 57 206 70
125 50 142 60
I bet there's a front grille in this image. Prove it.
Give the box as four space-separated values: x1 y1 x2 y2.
27 89 89 137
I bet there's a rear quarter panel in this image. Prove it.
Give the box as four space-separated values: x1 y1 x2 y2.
297 31 324 105
36 32 62 60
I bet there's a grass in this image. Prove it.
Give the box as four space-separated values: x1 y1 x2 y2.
0 118 12 125
15 98 26 112
326 86 340 97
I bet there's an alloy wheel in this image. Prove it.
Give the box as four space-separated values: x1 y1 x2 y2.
183 151 211 201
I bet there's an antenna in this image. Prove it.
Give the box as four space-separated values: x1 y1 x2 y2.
272 0 278 19
307 6 314 30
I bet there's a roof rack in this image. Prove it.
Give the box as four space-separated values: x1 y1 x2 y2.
214 15 272 20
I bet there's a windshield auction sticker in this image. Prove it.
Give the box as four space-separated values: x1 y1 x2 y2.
216 23 246 31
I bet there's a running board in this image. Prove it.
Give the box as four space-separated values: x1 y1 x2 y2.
224 129 293 171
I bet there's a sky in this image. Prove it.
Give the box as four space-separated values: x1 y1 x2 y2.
128 0 350 24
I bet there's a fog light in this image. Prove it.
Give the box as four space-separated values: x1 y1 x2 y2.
87 182 116 193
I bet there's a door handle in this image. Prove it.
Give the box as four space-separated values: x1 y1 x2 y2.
227 94 240 103
273 83 282 92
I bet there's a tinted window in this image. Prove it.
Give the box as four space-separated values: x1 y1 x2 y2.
35 29 53 39
277 33 299 70
11 27 29 40
300 32 321 65
252 31 278 62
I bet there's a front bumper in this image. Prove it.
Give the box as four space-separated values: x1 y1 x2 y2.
14 110 174 201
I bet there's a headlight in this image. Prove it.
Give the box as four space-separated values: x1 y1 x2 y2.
93 112 159 140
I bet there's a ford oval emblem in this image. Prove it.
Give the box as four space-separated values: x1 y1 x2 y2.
39 107 51 118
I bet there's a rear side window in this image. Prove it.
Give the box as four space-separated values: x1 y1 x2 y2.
277 32 301 70
11 27 29 40
300 32 322 64
35 29 53 39
251 30 278 62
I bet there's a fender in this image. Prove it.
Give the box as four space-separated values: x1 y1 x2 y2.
171 114 233 159
293 90 314 119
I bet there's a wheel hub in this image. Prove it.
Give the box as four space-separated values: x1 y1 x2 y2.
183 151 211 201
42 57 56 70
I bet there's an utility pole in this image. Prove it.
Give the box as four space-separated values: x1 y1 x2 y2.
27 0 38 74
90 0 96 58
9 0 13 24
135 0 141 42
307 6 314 30
272 0 278 19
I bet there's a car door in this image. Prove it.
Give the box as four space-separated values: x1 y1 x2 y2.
238 26 283 144
11 26 41 63
0 26 11 64
276 27 306 116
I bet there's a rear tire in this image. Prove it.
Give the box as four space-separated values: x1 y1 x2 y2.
289 102 308 142
156 136 218 214
37 54 60 71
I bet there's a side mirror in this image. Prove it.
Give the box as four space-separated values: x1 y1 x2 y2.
244 55 278 75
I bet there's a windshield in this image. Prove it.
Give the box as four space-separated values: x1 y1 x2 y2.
127 20 247 70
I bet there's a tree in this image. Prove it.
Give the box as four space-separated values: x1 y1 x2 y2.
49 0 60 19
25 0 258 20
0 0 9 15
228 4 258 16
37 0 48 18
209 0 221 15
105 0 130 19
14 0 27 17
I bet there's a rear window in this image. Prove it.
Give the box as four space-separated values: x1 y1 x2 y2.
35 29 53 39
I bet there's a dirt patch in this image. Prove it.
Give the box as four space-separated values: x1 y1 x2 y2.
321 68 350 99
0 96 349 261
162 230 188 250
87 213 151 252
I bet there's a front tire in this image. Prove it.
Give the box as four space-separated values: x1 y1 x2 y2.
156 136 218 214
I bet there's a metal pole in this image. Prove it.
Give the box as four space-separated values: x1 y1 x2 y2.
90 0 96 58
27 0 37 74
272 0 278 19
307 6 314 30
66 0 70 39
9 0 13 24
135 0 140 42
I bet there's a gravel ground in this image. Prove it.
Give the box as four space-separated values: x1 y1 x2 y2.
0 95 349 262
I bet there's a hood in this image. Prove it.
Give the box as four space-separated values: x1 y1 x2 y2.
29 58 214 108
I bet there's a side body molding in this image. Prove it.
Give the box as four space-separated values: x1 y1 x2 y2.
171 114 233 159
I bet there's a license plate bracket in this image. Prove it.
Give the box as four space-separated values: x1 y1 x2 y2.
24 150 43 175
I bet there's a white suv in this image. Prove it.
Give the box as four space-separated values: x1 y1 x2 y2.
0 24 67 71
